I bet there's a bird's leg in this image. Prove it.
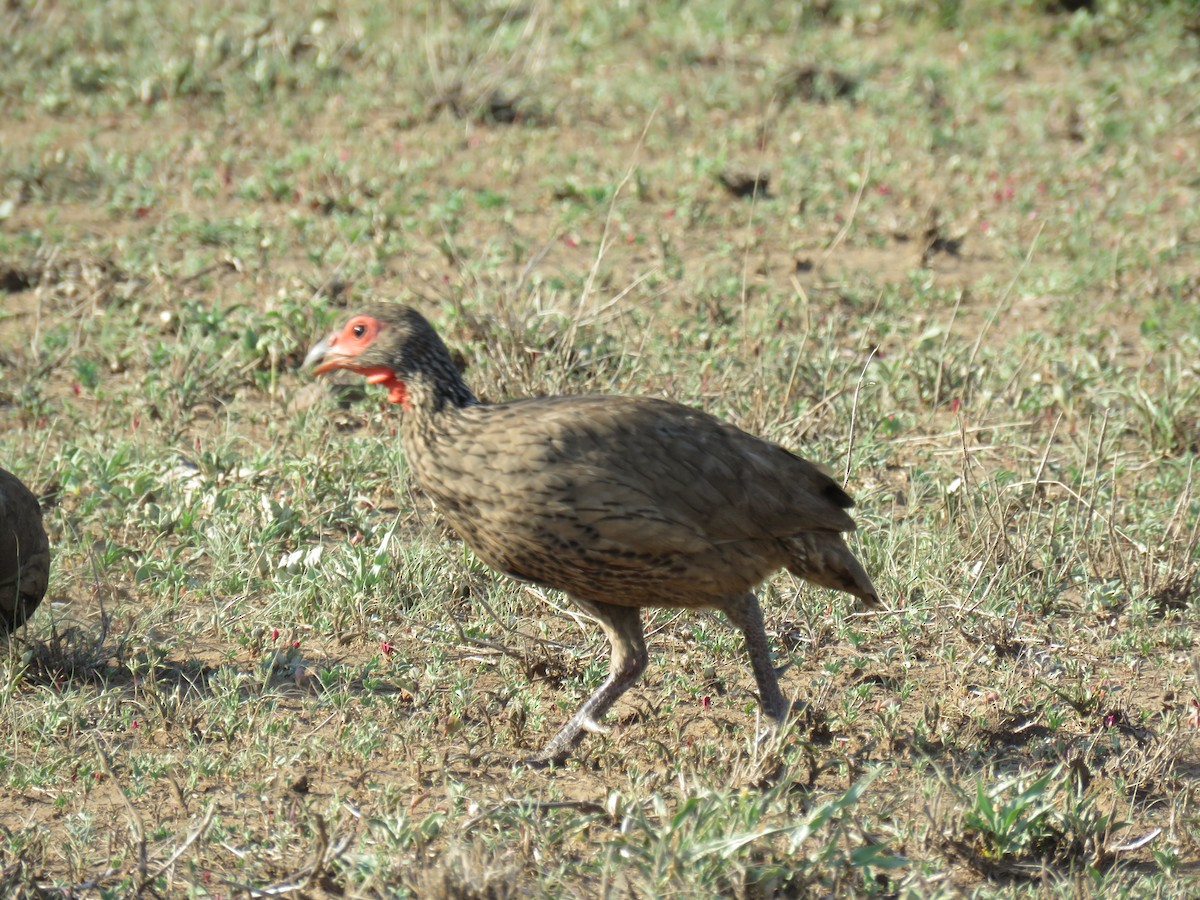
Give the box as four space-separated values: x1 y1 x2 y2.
537 598 648 763
724 592 789 721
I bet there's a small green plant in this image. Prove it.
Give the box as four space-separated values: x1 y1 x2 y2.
606 772 897 894
962 767 1060 861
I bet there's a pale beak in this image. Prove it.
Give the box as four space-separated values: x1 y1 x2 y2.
303 336 345 375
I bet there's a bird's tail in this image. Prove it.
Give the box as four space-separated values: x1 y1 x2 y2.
786 532 880 609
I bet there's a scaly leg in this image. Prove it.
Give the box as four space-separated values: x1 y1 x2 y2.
723 592 789 720
537 598 648 763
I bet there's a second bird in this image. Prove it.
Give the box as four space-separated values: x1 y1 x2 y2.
306 306 878 763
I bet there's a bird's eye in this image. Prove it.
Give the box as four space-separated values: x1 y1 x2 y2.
352 323 366 338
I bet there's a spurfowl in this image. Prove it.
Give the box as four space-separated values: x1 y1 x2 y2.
0 467 50 634
306 306 878 761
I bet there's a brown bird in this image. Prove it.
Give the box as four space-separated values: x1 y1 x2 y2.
306 305 878 762
0 467 50 634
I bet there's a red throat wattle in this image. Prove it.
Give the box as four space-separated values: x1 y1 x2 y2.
363 368 410 408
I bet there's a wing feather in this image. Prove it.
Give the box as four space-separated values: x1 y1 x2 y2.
424 395 855 560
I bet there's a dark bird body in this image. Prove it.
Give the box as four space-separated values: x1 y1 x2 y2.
307 306 877 761
0 467 50 634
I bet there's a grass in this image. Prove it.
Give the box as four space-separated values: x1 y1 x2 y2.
2 0 1199 895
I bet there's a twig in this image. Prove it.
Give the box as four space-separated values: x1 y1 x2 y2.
1109 828 1162 853
819 148 872 268
146 804 217 886
573 105 659 334
35 869 120 895
1005 478 1143 548
462 798 608 832
932 288 965 410
93 736 150 894
1030 412 1063 489
221 815 356 898
843 347 878 488
465 588 572 653
965 221 1044 375
888 420 1036 444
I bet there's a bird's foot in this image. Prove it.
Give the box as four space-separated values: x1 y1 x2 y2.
752 697 813 747
520 752 564 770
755 721 780 749
528 725 583 767
759 695 811 722
523 718 609 767
579 716 610 735
783 698 811 720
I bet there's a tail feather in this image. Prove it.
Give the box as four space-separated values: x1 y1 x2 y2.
786 532 879 609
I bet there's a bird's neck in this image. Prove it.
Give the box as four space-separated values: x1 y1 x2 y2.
390 349 477 422
403 373 477 416
396 366 477 485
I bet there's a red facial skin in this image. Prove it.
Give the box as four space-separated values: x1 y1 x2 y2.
311 315 410 407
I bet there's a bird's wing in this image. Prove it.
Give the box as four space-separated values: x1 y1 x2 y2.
447 395 856 555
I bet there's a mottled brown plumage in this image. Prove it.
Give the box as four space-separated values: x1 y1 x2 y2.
0 467 50 634
306 305 878 761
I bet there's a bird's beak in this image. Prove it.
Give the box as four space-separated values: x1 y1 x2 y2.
304 336 346 376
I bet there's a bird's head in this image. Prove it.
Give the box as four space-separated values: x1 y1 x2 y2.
304 305 468 410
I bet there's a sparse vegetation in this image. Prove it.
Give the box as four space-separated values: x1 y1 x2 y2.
1 0 1198 895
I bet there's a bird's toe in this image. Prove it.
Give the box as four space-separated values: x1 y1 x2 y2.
579 716 610 736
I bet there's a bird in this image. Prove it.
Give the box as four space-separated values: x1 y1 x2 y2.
305 305 878 762
0 467 50 635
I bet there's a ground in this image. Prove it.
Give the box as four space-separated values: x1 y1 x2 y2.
1 1 1199 896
